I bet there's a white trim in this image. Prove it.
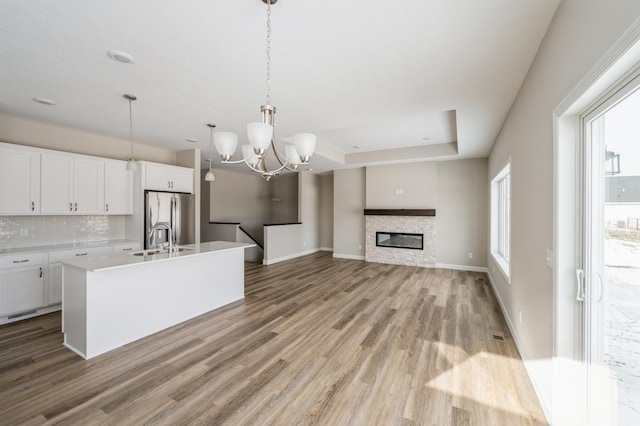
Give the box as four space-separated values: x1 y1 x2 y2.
262 248 321 265
486 272 552 423
332 253 365 261
435 263 489 273
319 247 333 252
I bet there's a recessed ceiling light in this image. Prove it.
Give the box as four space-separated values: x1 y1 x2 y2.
353 145 361 149
186 138 198 143
33 97 56 105
108 50 135 64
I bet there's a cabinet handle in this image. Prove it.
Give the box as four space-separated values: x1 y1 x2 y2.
122 248 132 251
168 181 171 189
74 202 78 212
39 267 43 278
69 202 73 212
31 201 35 211
75 253 88 257
12 259 29 264
106 203 109 212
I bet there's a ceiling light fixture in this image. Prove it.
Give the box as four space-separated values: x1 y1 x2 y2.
212 0 316 181
108 50 135 64
123 94 138 172
205 123 216 182
33 97 56 105
186 138 199 143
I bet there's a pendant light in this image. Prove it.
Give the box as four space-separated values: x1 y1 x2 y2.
205 123 216 181
211 0 316 181
123 94 138 171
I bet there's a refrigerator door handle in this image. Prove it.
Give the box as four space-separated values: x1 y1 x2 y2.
173 196 181 244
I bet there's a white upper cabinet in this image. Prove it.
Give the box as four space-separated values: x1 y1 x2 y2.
41 154 104 215
0 146 40 215
104 161 132 215
144 164 193 193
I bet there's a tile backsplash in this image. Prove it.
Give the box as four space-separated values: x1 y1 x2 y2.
0 216 126 249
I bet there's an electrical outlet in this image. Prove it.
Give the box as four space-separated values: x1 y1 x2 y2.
518 310 522 323
396 189 404 195
20 228 28 237
358 244 362 250
468 252 473 259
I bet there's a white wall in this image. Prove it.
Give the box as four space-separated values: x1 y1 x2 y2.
486 0 640 419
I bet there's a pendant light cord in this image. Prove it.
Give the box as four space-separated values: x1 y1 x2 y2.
128 98 134 159
266 0 272 105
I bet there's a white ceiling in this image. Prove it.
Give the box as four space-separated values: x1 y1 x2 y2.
0 0 561 173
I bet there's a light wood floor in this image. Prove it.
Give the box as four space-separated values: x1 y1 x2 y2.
0 252 546 425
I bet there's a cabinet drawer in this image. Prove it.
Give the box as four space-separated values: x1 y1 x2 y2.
0 253 45 269
112 243 141 254
49 246 111 263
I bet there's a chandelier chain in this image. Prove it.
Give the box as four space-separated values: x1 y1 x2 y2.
266 0 272 105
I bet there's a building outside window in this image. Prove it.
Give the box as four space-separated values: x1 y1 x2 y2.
491 161 511 280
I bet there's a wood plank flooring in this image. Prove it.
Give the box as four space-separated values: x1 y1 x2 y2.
0 252 546 425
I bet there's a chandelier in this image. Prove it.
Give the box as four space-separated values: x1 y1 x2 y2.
211 0 316 181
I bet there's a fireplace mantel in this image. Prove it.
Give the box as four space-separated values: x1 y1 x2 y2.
364 209 436 217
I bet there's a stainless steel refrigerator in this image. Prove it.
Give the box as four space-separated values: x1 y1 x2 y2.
144 191 195 250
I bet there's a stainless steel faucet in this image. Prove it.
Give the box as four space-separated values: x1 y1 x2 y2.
149 222 173 253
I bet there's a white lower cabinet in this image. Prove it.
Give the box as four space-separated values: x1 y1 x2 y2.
48 246 112 305
0 253 45 317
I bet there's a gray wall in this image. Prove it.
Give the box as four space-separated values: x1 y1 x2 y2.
486 0 640 416
332 160 488 266
366 162 438 209
207 168 270 245
319 174 334 250
333 168 366 259
436 159 488 267
268 173 299 224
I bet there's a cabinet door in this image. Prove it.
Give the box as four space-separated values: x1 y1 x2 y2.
105 162 133 214
170 169 194 194
0 148 40 215
48 263 63 305
0 266 44 316
74 158 104 214
145 166 170 191
41 154 74 214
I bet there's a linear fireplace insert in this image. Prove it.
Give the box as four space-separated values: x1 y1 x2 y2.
376 232 424 250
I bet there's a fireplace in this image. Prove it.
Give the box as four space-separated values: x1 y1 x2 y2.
364 209 436 268
376 232 424 250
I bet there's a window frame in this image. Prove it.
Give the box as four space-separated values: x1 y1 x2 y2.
491 160 511 282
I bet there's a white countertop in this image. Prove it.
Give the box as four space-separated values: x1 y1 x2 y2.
60 241 255 272
0 239 139 256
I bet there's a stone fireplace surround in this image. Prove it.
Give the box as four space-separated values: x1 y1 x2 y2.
364 209 436 268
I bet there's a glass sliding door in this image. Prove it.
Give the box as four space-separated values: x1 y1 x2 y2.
582 76 640 425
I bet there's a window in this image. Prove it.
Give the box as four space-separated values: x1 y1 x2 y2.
491 161 511 280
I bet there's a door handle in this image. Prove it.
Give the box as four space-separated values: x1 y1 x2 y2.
594 272 604 302
576 269 585 302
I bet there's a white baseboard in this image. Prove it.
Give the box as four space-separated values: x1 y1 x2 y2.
320 247 333 252
332 253 365 261
486 272 551 423
263 248 321 265
436 263 489 273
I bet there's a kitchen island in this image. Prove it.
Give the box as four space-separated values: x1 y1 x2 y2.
61 241 254 359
